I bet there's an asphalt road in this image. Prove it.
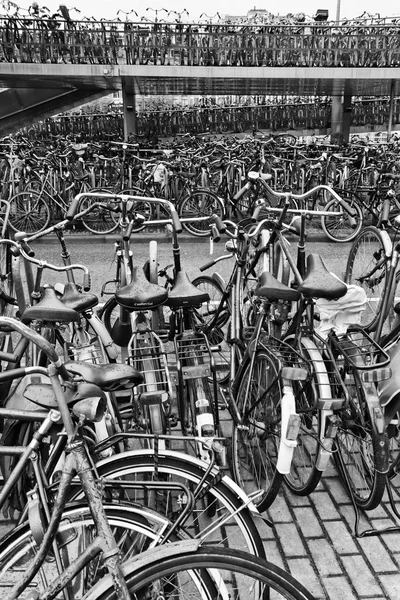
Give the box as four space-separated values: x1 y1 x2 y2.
30 231 351 298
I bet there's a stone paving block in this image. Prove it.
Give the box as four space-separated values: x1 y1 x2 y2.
263 539 286 571
378 574 400 598
311 491 344 521
307 538 343 576
323 476 354 503
275 522 308 557
293 506 324 538
267 492 293 523
358 535 397 573
322 575 359 600
338 503 372 534
284 488 312 507
340 555 383 597
287 557 326 598
324 520 359 554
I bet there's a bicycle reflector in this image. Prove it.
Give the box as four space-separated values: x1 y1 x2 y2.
361 368 392 383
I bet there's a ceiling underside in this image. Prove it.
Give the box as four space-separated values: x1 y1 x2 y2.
0 65 399 98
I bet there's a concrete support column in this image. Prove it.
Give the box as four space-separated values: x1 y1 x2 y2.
388 80 395 142
342 93 352 143
330 94 343 144
122 81 137 141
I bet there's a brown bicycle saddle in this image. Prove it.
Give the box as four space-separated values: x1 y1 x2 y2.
255 271 301 302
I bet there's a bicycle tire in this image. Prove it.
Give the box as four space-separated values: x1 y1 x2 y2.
179 189 224 237
344 226 388 332
84 545 316 600
283 337 325 495
120 187 153 232
79 194 120 234
334 368 388 511
320 198 363 243
0 220 15 318
191 275 230 383
232 349 284 512
8 190 51 234
90 449 266 558
0 503 190 599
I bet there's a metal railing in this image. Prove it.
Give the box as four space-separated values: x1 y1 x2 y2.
1 17 400 67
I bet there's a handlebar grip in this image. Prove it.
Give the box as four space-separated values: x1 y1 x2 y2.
66 196 81 220
199 259 216 272
212 214 226 233
251 203 263 221
211 224 220 243
83 272 91 291
171 210 182 234
20 240 35 257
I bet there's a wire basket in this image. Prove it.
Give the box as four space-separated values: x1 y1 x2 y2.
175 332 213 380
128 329 171 399
328 326 390 370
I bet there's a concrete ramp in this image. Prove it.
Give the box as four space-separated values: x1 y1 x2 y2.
0 87 111 136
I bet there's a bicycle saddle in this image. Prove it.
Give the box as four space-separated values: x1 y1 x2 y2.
298 254 348 300
60 282 99 312
115 266 168 311
65 361 144 391
255 271 301 302
22 286 79 323
166 271 210 308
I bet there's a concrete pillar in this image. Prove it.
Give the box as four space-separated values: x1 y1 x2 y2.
330 95 343 144
122 80 137 141
388 80 395 142
342 93 352 143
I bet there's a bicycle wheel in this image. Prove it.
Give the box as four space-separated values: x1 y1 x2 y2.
334 369 388 511
0 221 15 318
320 198 363 243
85 545 316 600
344 226 387 332
0 503 190 599
232 349 284 512
8 190 51 234
179 189 224 237
90 449 266 557
120 187 153 233
283 337 324 495
79 194 119 234
192 275 230 383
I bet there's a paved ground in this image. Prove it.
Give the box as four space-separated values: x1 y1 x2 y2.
2 231 400 598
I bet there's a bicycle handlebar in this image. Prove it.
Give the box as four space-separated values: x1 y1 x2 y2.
0 317 70 380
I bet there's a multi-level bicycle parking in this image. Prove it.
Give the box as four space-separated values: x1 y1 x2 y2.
4 5 400 599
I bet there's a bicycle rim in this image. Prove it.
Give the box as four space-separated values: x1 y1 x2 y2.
191 275 230 383
79 194 119 234
85 545 315 600
8 191 50 234
0 503 183 600
321 198 363 243
344 226 387 332
334 369 388 510
283 338 323 496
180 190 224 237
232 350 284 512
91 450 265 557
